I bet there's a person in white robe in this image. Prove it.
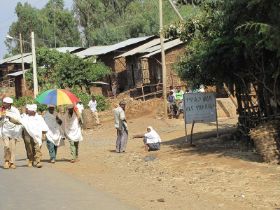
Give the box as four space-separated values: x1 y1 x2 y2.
43 105 63 163
62 105 83 163
20 104 48 168
133 126 161 151
0 97 22 169
21 104 33 167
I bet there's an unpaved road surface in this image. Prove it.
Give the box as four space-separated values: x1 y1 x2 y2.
1 115 280 210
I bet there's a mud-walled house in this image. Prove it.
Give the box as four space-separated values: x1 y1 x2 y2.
115 38 186 99
0 53 32 98
75 36 156 95
0 47 84 98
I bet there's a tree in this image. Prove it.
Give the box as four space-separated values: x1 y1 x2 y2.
26 47 111 91
175 0 280 125
6 0 81 55
73 0 193 46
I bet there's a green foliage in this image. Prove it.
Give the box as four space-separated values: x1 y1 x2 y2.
6 0 80 54
71 88 91 107
12 96 34 108
71 88 109 111
95 95 110 111
26 47 111 90
12 96 47 113
176 0 280 116
73 0 193 46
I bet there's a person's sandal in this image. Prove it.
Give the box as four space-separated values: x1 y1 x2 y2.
3 161 9 169
70 159 75 163
34 162 42 168
9 163 16 169
27 160 32 167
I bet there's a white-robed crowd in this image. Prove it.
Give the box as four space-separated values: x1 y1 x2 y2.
0 97 83 169
1 97 162 169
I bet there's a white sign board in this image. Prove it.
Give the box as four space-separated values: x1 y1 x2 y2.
183 93 217 124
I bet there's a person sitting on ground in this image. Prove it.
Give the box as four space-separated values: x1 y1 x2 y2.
133 126 161 151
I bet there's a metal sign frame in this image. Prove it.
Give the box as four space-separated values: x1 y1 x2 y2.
183 92 219 145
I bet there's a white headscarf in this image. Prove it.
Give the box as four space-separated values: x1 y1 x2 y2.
144 126 161 144
3 97 13 104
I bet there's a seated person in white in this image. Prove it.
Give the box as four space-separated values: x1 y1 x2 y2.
133 126 161 151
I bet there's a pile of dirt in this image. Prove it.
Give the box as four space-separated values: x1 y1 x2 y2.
82 109 95 129
107 97 163 118
250 120 280 164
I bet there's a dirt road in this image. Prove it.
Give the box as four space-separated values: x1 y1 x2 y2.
2 115 280 210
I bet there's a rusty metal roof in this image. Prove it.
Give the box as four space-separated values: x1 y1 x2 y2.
0 53 32 65
75 36 153 58
141 39 184 58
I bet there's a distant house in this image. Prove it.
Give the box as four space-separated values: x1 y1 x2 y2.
0 47 84 98
0 53 32 98
115 38 185 98
75 36 156 94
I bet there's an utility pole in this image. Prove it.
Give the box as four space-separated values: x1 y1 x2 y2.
53 2 57 48
168 0 184 21
159 0 168 118
19 33 26 95
31 32 38 97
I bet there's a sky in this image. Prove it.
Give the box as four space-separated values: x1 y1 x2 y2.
0 0 73 59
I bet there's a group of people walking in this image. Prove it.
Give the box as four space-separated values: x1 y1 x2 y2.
0 97 83 169
0 96 162 170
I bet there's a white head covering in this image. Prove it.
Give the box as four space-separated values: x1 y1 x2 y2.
3 97 13 104
145 126 161 143
28 104 37 112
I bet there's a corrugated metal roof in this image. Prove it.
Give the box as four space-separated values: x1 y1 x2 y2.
55 47 83 53
9 54 33 64
75 36 153 58
141 39 184 58
75 46 109 58
7 69 29 77
0 53 32 65
115 38 161 58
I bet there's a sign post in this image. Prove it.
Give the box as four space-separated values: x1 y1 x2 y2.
183 92 218 145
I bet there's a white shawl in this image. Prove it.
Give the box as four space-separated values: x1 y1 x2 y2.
1 106 22 139
20 114 49 146
43 112 63 146
62 112 83 142
144 126 161 144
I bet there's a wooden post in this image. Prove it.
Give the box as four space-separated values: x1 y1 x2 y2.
190 120 195 146
183 93 188 142
31 31 38 97
215 97 219 138
19 33 26 95
141 85 145 101
159 0 168 118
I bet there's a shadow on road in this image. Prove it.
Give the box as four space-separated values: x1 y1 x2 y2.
162 126 262 163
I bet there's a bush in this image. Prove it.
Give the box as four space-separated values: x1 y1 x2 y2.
71 89 91 107
11 96 47 113
95 95 110 111
71 88 109 111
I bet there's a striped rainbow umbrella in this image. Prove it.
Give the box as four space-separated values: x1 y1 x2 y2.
36 89 79 106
